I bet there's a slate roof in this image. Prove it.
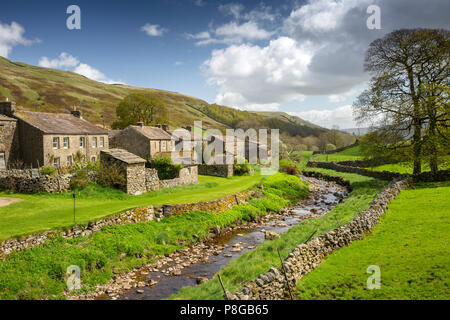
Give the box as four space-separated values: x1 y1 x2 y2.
101 148 146 164
15 111 107 135
130 125 172 140
0 114 16 121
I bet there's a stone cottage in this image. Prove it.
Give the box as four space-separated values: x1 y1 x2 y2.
0 114 19 169
110 123 175 161
0 101 109 168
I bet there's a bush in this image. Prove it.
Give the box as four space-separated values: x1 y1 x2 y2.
152 156 183 180
70 168 89 190
279 159 298 175
234 158 252 175
40 167 56 176
96 163 126 189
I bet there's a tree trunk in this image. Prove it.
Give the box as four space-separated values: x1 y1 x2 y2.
428 120 439 174
413 119 422 176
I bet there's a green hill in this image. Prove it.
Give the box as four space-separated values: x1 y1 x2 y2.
0 56 327 136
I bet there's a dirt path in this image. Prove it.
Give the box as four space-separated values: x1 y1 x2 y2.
0 198 23 208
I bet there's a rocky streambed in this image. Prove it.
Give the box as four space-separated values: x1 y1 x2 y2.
71 177 348 300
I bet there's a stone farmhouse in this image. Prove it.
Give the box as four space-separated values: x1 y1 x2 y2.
110 123 175 161
0 101 108 168
0 114 19 169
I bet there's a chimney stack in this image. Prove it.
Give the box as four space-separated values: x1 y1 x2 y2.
186 126 192 132
0 100 16 117
162 124 169 132
137 121 144 128
155 124 161 128
71 106 82 119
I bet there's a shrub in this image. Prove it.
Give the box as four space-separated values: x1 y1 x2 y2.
70 168 89 190
279 159 298 175
152 156 183 180
40 167 56 176
96 163 126 189
234 158 251 175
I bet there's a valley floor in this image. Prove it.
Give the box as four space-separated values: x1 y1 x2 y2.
294 180 450 300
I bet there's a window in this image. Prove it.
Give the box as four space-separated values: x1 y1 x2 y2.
53 137 60 149
63 137 69 149
100 137 105 148
0 153 5 170
92 137 97 148
80 137 85 148
91 156 96 163
162 140 167 151
67 156 73 167
53 157 60 167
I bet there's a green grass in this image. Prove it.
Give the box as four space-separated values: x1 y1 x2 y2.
0 174 263 241
170 169 388 300
0 173 308 300
368 155 450 174
295 180 450 300
311 146 364 162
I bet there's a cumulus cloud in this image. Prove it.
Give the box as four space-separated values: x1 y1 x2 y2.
0 21 39 58
38 52 79 69
141 23 167 37
202 0 450 112
289 105 356 129
38 52 123 84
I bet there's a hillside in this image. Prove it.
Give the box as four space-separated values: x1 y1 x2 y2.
0 56 327 137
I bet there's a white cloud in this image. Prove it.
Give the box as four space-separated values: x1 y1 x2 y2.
38 52 123 84
38 52 79 69
219 3 245 19
201 0 450 114
141 23 167 37
174 61 183 66
205 37 311 109
0 21 39 58
194 0 206 7
289 105 356 129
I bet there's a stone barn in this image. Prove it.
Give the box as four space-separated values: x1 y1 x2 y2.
100 149 147 195
0 114 19 169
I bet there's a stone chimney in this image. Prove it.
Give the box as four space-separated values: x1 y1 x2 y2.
0 100 16 117
186 126 192 132
155 124 161 128
137 121 144 128
162 124 169 132
70 107 82 119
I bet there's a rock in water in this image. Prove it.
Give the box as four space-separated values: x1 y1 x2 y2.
264 231 279 240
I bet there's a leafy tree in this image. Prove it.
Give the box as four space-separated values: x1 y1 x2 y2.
112 92 169 129
354 29 449 175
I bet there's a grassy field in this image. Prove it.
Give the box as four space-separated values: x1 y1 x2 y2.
0 174 264 241
170 170 388 300
369 156 450 174
311 146 363 162
295 180 450 300
0 173 308 300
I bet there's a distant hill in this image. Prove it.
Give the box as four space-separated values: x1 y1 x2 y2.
0 56 328 137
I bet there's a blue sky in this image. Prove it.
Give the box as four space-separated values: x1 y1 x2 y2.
1 0 449 128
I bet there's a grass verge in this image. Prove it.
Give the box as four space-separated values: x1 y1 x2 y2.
169 169 388 300
0 173 307 300
294 180 450 300
0 174 263 241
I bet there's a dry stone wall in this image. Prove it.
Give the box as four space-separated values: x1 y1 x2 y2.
198 164 234 178
0 187 255 257
0 169 73 193
229 177 412 300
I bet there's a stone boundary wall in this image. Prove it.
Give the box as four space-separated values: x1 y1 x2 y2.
312 140 359 155
307 160 450 182
198 164 234 178
158 166 198 189
307 160 406 180
162 189 256 217
0 169 73 193
229 177 412 300
335 158 392 168
0 188 255 258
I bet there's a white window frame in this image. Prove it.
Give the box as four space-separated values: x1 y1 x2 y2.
80 137 85 148
92 137 97 148
53 157 60 167
53 137 60 149
100 137 104 148
63 137 69 149
67 155 73 167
